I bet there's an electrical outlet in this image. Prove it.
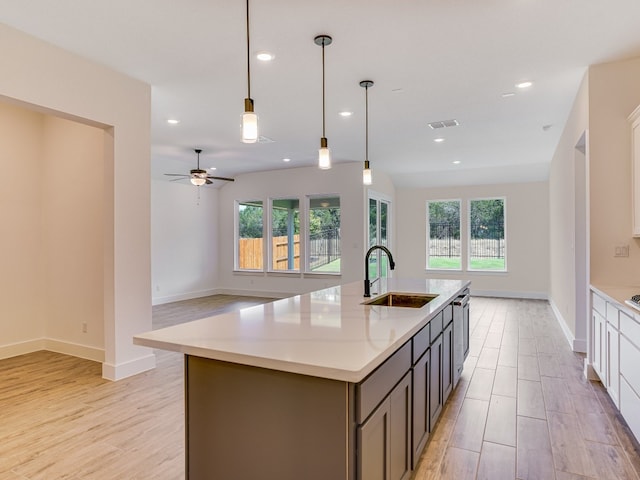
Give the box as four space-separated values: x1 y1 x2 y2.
614 245 630 257
82 322 88 333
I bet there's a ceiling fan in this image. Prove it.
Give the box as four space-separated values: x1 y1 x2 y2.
165 149 234 185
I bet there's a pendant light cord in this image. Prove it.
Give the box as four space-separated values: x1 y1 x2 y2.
365 84 369 162
246 0 251 99
321 40 326 138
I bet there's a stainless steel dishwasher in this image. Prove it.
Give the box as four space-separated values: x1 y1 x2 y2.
453 290 470 386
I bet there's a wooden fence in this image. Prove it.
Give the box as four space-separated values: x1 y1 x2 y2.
238 235 300 270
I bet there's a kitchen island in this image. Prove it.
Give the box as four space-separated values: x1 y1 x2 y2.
134 278 470 480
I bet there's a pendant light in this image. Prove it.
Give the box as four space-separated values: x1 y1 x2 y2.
360 80 374 185
315 35 332 169
241 0 258 143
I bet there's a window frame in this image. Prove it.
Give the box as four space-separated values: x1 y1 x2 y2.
305 194 342 275
234 199 265 272
268 197 302 274
467 196 507 272
426 198 462 271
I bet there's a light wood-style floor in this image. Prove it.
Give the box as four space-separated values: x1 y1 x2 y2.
1 295 639 479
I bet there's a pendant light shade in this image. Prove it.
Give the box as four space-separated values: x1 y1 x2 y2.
360 80 374 185
362 160 372 185
241 0 258 143
315 35 332 169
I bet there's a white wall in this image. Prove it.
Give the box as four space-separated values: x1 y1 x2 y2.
0 24 153 380
396 182 549 298
218 163 366 296
548 74 589 345
151 180 219 304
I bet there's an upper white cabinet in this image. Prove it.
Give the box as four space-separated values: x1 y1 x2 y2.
628 105 640 236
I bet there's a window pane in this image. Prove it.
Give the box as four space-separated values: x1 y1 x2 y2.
368 198 378 279
308 196 341 273
469 198 505 271
379 201 389 278
271 198 300 271
427 200 461 269
237 200 263 270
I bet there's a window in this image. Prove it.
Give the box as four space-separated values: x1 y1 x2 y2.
427 200 461 270
270 198 300 272
368 195 391 280
307 196 341 273
469 198 505 271
236 200 264 270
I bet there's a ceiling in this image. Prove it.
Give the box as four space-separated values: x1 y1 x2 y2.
2 0 640 188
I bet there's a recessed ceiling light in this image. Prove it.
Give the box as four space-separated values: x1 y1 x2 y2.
516 81 533 89
501 92 516 98
452 160 461 164
339 111 353 117
256 51 274 61
167 119 180 124
283 158 291 162
209 166 217 171
434 138 445 143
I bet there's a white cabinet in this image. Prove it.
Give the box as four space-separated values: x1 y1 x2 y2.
592 307 606 381
629 104 640 236
590 287 640 441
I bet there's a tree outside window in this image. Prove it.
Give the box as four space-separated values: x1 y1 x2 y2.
469 198 505 271
237 201 263 270
427 200 461 269
307 196 341 273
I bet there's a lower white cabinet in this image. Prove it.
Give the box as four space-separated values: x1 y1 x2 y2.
590 287 640 440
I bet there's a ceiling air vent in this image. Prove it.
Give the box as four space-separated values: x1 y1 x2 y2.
428 119 459 130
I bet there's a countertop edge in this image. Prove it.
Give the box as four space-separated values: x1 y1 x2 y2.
134 279 471 383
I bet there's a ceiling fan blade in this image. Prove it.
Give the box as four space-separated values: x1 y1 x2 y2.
164 173 189 177
206 175 235 182
205 179 213 185
169 177 187 182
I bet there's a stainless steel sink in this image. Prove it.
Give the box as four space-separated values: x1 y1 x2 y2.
363 292 438 308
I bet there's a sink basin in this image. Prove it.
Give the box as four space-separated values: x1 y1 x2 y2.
363 292 438 308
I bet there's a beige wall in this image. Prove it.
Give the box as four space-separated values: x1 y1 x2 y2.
0 24 152 380
589 58 640 286
41 115 105 354
0 103 45 354
0 104 106 360
396 182 549 298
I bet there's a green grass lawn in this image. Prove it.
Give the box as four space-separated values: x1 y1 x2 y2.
429 257 505 271
313 258 341 272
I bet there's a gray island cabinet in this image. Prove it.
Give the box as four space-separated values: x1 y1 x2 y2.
134 279 470 480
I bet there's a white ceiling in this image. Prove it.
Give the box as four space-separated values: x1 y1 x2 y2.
2 0 640 187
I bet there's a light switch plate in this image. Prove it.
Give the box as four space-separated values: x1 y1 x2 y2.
615 245 630 257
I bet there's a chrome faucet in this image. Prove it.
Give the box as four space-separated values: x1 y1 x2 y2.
364 245 395 297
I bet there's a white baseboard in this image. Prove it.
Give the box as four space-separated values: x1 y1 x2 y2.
0 338 46 361
548 298 587 353
0 338 105 363
101 353 156 381
470 289 548 300
43 338 105 363
152 288 223 305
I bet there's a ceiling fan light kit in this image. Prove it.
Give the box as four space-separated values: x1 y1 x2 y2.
164 149 235 186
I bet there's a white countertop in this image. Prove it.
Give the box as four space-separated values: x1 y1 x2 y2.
134 278 470 383
591 284 640 315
